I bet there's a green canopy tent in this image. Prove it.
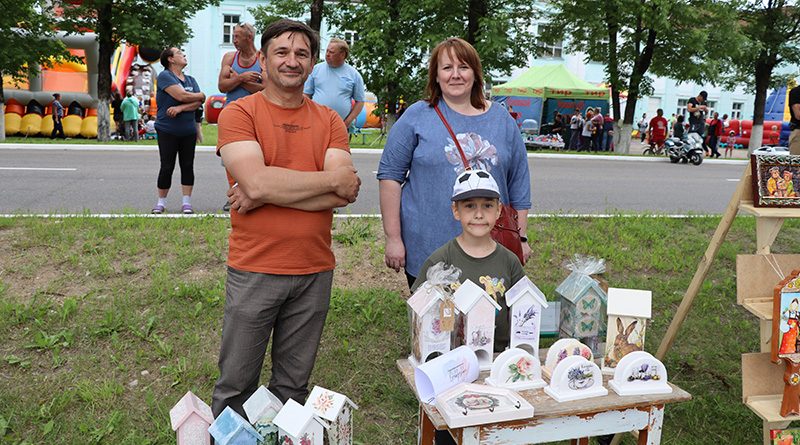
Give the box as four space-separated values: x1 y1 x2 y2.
492 64 610 128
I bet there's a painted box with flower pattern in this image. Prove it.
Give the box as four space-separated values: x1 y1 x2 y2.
602 288 652 374
485 347 546 390
273 399 324 445
169 391 214 445
556 271 608 350
304 386 359 445
453 279 503 371
505 276 549 358
407 282 453 366
243 386 283 444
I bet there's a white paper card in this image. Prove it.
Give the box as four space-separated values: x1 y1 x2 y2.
415 346 479 404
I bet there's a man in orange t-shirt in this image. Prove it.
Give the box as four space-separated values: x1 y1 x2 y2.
211 19 361 418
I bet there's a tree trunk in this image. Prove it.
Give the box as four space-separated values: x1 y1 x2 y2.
604 1 621 122
0 80 5 142
618 123 633 154
749 58 773 152
96 2 114 142
619 94 639 154
466 0 488 45
309 0 323 34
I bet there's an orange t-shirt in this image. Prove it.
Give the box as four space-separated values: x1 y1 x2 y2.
216 93 349 275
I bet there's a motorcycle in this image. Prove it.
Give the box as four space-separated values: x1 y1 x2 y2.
665 133 704 165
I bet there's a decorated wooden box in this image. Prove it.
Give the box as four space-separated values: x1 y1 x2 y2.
305 386 358 445
170 391 214 445
243 386 283 444
273 399 324 445
541 338 593 379
555 271 608 345
209 406 262 445
434 383 534 429
602 287 652 373
485 347 546 390
407 282 452 366
453 279 502 370
544 355 608 402
608 351 671 396
505 276 549 357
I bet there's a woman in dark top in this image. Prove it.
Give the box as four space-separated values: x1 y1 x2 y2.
152 47 205 214
673 115 686 139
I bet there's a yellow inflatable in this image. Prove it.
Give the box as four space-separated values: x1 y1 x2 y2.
5 113 21 136
62 115 82 137
40 115 54 136
19 114 43 136
80 116 98 138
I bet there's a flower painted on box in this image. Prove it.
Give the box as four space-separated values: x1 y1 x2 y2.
567 364 594 390
300 433 312 445
313 391 335 413
506 356 534 383
470 329 490 347
455 393 501 411
280 435 294 445
431 318 442 335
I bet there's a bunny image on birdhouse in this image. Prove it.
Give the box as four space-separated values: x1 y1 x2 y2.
453 279 502 370
305 386 359 445
273 399 324 445
556 256 608 354
602 288 651 374
505 276 549 357
407 264 459 366
169 391 214 445
209 406 262 445
243 386 284 444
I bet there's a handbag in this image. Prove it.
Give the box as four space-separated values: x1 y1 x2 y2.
433 104 525 264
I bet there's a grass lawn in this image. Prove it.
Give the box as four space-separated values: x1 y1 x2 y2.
0 215 788 444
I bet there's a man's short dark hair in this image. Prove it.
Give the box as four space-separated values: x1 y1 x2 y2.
699 91 708 100
160 47 175 69
260 19 319 60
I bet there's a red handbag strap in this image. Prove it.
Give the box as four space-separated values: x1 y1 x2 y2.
433 104 470 170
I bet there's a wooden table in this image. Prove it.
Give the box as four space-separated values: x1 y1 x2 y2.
397 358 691 445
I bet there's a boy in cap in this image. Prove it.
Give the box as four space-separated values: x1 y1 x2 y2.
411 168 525 445
411 168 524 350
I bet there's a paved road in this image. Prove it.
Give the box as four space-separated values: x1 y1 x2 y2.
0 147 748 215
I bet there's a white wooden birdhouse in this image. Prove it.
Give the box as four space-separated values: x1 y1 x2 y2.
305 386 359 445
243 386 283 443
169 391 214 445
208 406 262 445
602 288 652 374
407 282 453 366
505 276 549 357
555 271 608 349
453 279 502 370
273 399 324 445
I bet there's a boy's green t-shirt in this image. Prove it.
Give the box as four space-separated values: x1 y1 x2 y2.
411 238 525 352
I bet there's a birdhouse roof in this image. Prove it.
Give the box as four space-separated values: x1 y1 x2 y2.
505 276 549 308
407 282 448 317
306 386 359 423
169 391 213 431
243 385 284 424
607 287 652 318
274 399 320 438
453 279 502 313
555 272 607 305
209 407 261 443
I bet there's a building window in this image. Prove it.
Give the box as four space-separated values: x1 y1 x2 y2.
536 39 562 58
732 102 743 119
343 30 359 47
706 100 717 117
222 14 240 44
677 99 688 117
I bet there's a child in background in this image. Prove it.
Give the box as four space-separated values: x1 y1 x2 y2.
725 130 736 158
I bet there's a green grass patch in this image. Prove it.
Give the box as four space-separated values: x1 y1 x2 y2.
0 215 788 444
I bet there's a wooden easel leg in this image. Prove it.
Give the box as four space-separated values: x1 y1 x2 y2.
656 165 750 360
419 404 436 445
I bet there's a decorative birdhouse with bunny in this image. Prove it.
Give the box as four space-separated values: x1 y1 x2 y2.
505 276 549 357
602 287 652 373
556 256 608 353
305 386 359 445
273 399 324 445
243 386 284 443
170 391 214 445
453 279 502 370
407 262 462 366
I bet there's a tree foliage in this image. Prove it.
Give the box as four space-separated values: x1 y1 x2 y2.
58 0 219 140
252 0 537 115
541 0 742 152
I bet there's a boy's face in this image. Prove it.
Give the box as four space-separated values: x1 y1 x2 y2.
452 198 501 238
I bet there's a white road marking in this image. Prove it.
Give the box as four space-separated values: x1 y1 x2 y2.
726 178 740 182
0 167 77 171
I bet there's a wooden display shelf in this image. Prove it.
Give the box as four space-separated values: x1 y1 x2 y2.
745 395 800 423
741 300 773 320
736 254 800 323
739 202 800 219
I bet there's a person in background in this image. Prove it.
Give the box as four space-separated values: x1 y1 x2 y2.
50 93 65 139
603 114 614 152
152 47 205 214
647 108 668 151
568 108 582 150
591 107 604 151
581 109 594 152
120 91 140 142
637 113 648 143
111 91 124 138
673 114 686 139
687 90 709 155
304 38 366 133
707 112 723 158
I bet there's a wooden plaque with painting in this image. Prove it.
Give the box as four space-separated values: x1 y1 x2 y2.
771 269 800 417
